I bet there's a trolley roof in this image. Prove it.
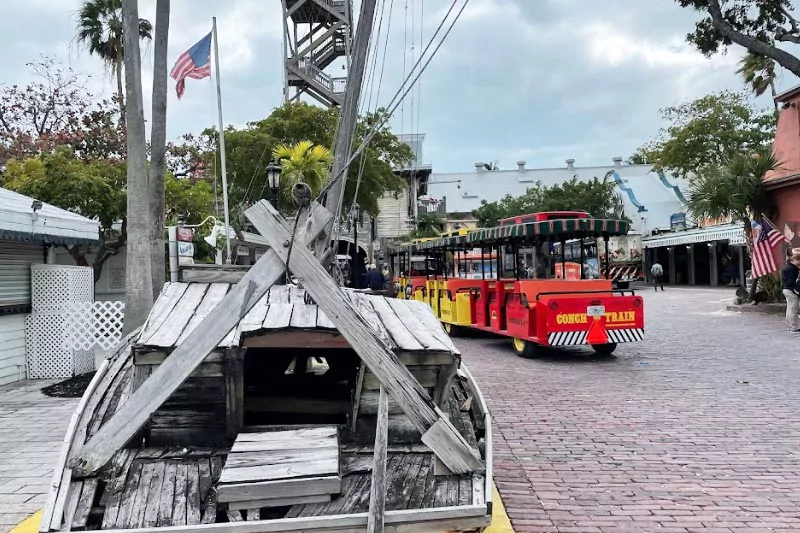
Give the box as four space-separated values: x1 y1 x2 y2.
394 215 630 253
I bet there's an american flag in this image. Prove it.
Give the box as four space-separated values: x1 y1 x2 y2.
170 32 212 99
750 219 784 277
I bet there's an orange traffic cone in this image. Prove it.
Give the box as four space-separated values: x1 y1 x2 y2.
586 317 608 345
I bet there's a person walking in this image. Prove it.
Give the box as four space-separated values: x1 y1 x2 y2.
366 263 385 292
781 253 800 332
651 261 665 291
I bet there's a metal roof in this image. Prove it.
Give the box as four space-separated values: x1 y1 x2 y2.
0 187 100 245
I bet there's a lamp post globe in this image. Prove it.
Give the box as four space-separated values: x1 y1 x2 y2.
265 160 282 208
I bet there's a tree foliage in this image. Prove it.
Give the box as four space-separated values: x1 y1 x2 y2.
736 52 778 105
677 0 800 78
0 57 125 165
472 177 622 227
272 140 333 200
166 102 412 227
634 91 775 180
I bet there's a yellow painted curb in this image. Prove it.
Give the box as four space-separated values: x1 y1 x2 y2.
486 483 514 533
10 510 41 533
11 488 514 533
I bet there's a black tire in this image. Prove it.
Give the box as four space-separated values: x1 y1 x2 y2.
443 323 463 337
512 338 539 359
592 343 618 356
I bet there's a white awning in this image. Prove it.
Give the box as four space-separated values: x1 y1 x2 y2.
642 223 746 248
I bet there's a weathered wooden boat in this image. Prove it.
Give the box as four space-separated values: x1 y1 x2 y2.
40 277 493 532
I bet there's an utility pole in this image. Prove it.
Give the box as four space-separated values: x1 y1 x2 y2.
314 0 378 267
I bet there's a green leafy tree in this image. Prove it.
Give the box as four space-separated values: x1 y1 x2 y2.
737 52 779 107
677 0 800 78
686 146 780 297
413 213 445 238
272 141 333 200
635 91 776 180
76 0 153 118
166 102 411 228
472 177 620 227
1 148 214 283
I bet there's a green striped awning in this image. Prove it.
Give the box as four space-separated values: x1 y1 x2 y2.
468 217 629 243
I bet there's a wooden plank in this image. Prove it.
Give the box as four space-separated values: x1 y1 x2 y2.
95 505 488 533
157 462 178 527
384 298 441 350
225 350 244 439
288 285 306 303
225 511 243 522
187 463 202 525
223 448 338 469
289 303 317 328
233 426 337 442
369 296 424 351
350 362 366 431
228 493 331 511
367 387 389 533
112 459 143 528
138 283 190 345
434 362 458 408
70 202 333 476
177 283 231 344
145 283 210 347
238 295 270 334
245 509 260 521
316 309 335 329
127 462 155 528
181 267 248 284
200 487 218 524
261 302 293 329
243 397 349 415
345 292 395 349
70 478 97 529
472 474 485 506
267 284 290 303
62 481 82 532
216 476 341 503
135 350 224 366
172 463 189 526
363 367 437 390
458 477 471 506
247 201 481 473
142 462 166 528
198 459 213 504
357 390 406 416
100 450 135 529
218 458 339 483
405 300 459 353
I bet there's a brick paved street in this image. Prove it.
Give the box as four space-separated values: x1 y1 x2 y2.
0 381 78 532
459 287 800 533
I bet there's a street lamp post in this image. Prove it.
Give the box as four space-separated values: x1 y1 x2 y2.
265 160 282 209
351 202 361 288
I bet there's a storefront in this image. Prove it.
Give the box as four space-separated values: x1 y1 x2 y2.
642 223 747 286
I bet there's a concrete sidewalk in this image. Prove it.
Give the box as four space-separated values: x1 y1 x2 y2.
0 380 78 533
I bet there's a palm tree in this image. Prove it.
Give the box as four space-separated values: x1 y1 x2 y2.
76 0 153 119
686 146 780 298
272 141 333 199
736 52 778 111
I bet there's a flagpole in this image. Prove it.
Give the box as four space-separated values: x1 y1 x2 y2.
212 16 232 265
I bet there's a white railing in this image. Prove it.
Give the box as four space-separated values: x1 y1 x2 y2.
332 77 347 94
63 301 125 353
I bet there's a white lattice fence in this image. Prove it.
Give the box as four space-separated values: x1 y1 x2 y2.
63 301 125 353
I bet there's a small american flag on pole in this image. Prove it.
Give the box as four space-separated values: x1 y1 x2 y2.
750 218 784 278
170 32 212 98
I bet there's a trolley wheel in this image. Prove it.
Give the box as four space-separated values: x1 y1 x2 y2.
443 323 462 337
512 337 539 359
591 343 618 356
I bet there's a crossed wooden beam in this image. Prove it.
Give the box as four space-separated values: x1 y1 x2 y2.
70 200 482 477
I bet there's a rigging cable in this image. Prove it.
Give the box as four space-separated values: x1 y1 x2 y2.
316 0 470 205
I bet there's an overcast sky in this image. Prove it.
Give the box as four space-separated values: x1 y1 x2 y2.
0 0 789 173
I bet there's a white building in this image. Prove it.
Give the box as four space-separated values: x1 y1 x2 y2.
0 187 100 385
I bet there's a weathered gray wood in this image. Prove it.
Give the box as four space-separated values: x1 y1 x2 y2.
71 203 332 476
228 493 331 511
472 473 485 506
177 284 230 344
138 283 189 345
368 296 423 351
225 350 244 439
145 283 209 347
100 450 135 529
216 476 341 503
220 458 339 483
62 481 82 532
346 292 394 349
70 477 97 529
363 367 437 390
238 294 270 333
180 266 248 283
127 462 155 528
245 509 260 521
267 284 290 303
225 510 243 522
157 462 178 527
172 463 189 526
350 362 366 431
246 200 481 475
135 350 224 365
367 386 389 533
261 302 293 329
142 462 166 528
224 448 337 469
113 459 143 528
233 426 336 442
384 298 440 351
316 309 335 329
359 390 406 416
199 487 218 524
187 463 202 524
433 361 458 408
289 302 317 328
405 300 459 353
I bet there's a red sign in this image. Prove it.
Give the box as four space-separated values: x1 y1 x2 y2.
177 227 194 242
